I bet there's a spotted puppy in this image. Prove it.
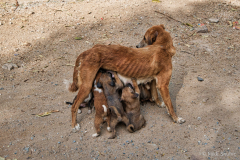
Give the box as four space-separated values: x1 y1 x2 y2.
97 71 129 139
91 71 111 137
121 79 146 132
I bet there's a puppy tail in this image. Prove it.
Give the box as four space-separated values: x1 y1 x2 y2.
109 106 122 121
127 124 135 133
63 79 78 92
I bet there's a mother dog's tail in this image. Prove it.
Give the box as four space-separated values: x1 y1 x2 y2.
63 79 78 92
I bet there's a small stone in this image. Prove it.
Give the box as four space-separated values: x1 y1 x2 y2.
2 63 18 71
197 77 204 81
24 147 30 153
202 98 209 103
0 21 2 25
0 88 4 90
73 140 76 143
14 48 19 52
23 42 31 46
209 18 219 23
58 142 61 144
197 117 201 120
196 25 208 33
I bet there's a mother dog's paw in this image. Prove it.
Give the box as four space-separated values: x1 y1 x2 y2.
176 117 186 124
72 123 80 132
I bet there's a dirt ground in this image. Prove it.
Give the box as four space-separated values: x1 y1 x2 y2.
0 0 240 159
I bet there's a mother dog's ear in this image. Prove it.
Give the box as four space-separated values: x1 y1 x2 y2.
147 31 158 45
159 24 165 29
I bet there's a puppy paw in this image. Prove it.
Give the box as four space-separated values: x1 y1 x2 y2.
72 123 80 132
87 110 92 114
78 109 82 114
92 133 100 137
176 117 186 124
107 127 111 132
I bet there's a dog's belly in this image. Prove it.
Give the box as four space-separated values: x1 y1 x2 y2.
117 73 154 85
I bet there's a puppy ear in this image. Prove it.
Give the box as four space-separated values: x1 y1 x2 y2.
160 24 165 29
131 93 139 99
97 82 103 88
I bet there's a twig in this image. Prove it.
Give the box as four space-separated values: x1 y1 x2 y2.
154 11 191 28
14 0 19 11
180 50 195 56
155 11 183 23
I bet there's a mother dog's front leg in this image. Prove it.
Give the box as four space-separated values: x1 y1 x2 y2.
155 71 185 124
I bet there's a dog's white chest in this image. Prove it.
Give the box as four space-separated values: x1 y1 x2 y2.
117 73 153 85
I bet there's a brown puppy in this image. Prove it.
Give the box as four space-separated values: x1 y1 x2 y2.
139 82 152 102
68 25 185 130
91 71 111 137
97 71 129 139
121 79 146 132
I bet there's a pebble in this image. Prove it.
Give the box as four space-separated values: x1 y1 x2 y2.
209 18 219 23
0 88 4 90
197 117 201 120
197 77 204 81
58 142 61 144
2 63 18 71
196 25 208 33
24 147 30 153
0 21 2 25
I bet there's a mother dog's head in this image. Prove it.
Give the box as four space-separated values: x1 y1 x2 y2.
136 24 176 56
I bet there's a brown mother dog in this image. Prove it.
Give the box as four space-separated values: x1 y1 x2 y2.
68 25 185 130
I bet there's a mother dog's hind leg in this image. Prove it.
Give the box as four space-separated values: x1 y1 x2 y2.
71 67 100 130
155 71 185 124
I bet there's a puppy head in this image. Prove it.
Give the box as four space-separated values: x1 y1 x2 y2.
136 24 172 48
98 72 116 89
121 83 139 103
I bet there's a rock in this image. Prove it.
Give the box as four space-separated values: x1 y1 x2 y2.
24 147 30 153
23 42 31 46
0 21 2 25
197 77 204 82
209 18 219 23
2 63 18 71
196 25 208 33
197 117 201 120
202 98 209 103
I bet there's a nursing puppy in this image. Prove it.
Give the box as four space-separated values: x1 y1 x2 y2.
97 71 129 139
121 79 146 132
91 71 111 137
68 25 185 130
65 93 92 114
139 82 153 102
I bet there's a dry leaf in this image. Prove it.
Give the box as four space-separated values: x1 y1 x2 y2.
36 110 59 117
152 0 161 2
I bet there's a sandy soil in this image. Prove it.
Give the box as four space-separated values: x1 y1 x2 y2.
0 0 240 159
